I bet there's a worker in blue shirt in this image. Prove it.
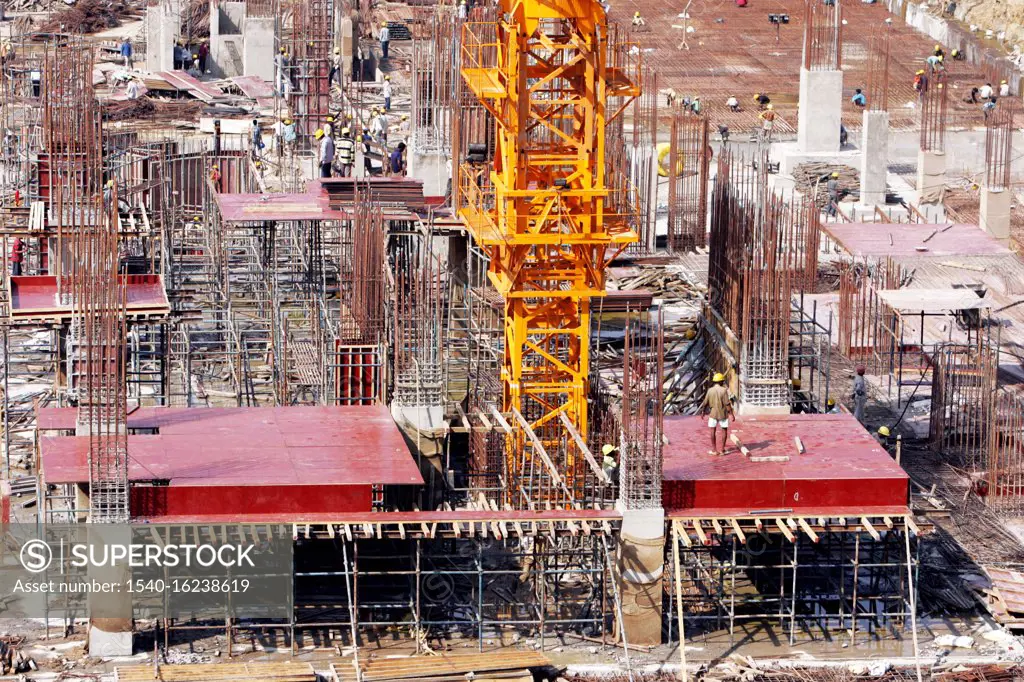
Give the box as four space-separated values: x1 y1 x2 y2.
120 37 133 69
851 88 866 107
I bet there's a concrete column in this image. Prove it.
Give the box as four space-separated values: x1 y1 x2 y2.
917 149 946 204
797 68 844 153
87 526 133 656
242 17 275 81
338 17 354 82
858 110 889 209
616 507 665 645
980 187 1011 246
146 3 180 72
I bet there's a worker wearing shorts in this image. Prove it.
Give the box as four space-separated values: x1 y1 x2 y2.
700 372 734 456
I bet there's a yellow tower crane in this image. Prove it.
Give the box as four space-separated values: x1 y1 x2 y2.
458 2 640 504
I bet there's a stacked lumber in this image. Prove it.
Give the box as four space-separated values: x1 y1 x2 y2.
320 177 426 212
792 162 860 208
333 652 550 682
115 662 317 681
981 566 1024 629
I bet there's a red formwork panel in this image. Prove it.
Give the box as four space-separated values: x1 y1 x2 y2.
38 405 422 520
8 274 169 319
662 413 909 514
131 484 371 518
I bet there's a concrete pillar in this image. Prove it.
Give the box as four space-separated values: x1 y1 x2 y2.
797 68 844 153
242 17 275 81
338 17 354 82
917 149 946 204
980 187 1011 246
408 152 448 198
858 110 889 209
146 2 180 72
616 507 665 645
87 526 133 657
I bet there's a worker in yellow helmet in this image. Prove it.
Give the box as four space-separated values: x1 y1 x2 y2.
826 397 840 414
380 21 391 60
700 372 734 456
876 425 893 451
337 127 355 177
632 10 645 27
601 443 619 484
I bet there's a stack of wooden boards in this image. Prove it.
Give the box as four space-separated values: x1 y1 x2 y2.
333 651 552 682
115 662 317 681
319 178 426 213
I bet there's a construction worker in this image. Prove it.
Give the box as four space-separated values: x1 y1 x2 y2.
9 236 24 277
951 47 965 61
275 48 291 97
601 444 619 484
851 88 866 107
726 94 739 112
690 96 702 114
458 0 468 20
324 115 335 139
389 141 407 176
926 53 944 71
983 96 997 117
380 21 390 60
699 372 734 456
337 128 356 176
188 53 201 78
916 69 929 91
173 41 186 70
826 171 840 217
632 11 645 26
251 119 264 158
758 103 775 139
103 178 114 210
754 92 771 110
933 44 945 59
315 128 334 178
119 37 133 69
978 81 993 100
328 47 342 89
826 397 840 414
965 86 980 104
361 130 376 176
999 79 1010 97
398 113 410 138
371 107 388 145
125 78 140 100
383 75 393 112
209 164 222 192
280 118 296 153
852 364 867 423
198 42 209 73
876 425 892 448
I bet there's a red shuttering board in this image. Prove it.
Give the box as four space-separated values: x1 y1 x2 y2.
662 413 909 514
131 484 371 518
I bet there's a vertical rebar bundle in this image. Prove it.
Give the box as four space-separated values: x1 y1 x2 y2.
865 21 891 112
619 307 663 510
666 109 710 252
286 0 333 147
44 38 130 522
802 0 842 71
984 99 1015 191
920 70 948 153
391 232 444 408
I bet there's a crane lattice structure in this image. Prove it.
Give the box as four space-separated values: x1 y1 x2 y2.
458 3 640 505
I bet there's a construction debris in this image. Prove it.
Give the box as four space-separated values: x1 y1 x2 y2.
791 162 860 207
102 97 204 122
39 0 139 34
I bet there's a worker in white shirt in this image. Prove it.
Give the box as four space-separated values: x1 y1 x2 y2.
383 75 392 111
999 79 1010 97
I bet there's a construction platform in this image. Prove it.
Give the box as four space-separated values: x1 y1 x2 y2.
822 222 1012 258
661 413 909 514
6 274 170 322
37 405 423 519
213 179 427 223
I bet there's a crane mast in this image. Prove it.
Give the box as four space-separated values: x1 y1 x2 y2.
459 1 639 504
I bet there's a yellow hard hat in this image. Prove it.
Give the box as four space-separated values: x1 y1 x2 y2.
385 75 391 80
934 44 941 50
792 378 802 389
401 114 408 120
210 164 218 170
1002 79 1008 84
766 103 774 110
284 118 293 125
684 328 697 340
827 397 836 407
601 444 617 456
334 47 340 54
280 46 286 53
712 372 725 383
346 112 353 119
753 94 761 100
878 426 891 437
105 179 114 187
831 171 839 178
916 69 925 75
192 53 198 58
193 215 201 222
382 21 389 27
342 127 351 135
326 115 335 122
314 129 325 139
634 10 640 16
